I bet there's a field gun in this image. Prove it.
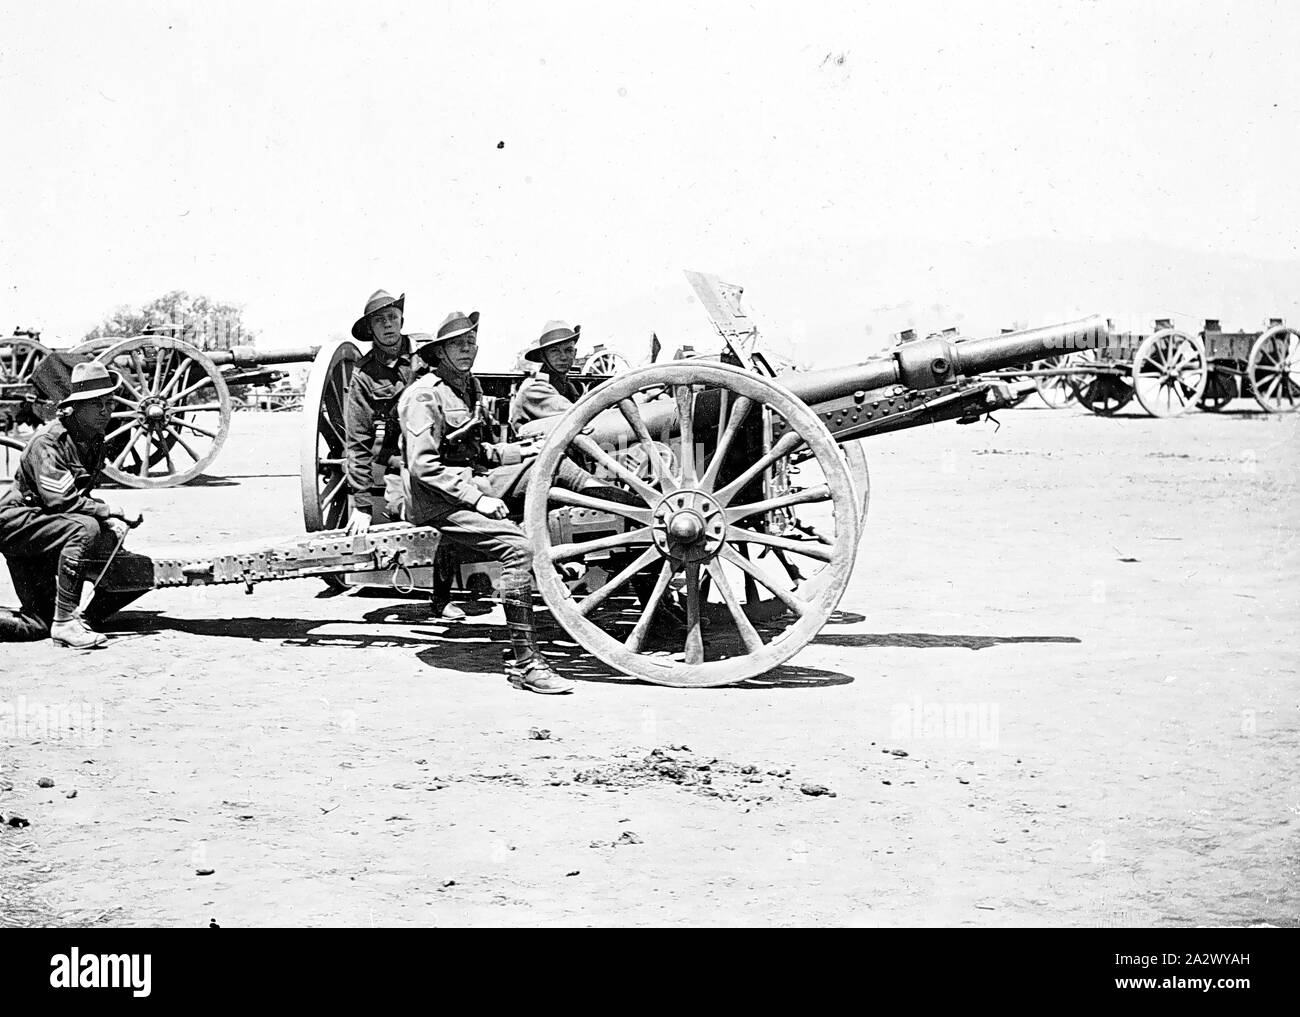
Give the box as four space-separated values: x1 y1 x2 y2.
294 288 1106 688
2 331 322 488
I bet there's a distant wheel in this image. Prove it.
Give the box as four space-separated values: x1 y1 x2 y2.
1197 366 1238 412
1 434 24 486
300 338 362 531
96 335 232 488
1034 354 1079 408
0 336 50 391
580 347 631 376
1070 350 1134 415
1247 325 1300 413
526 361 859 688
1131 329 1207 417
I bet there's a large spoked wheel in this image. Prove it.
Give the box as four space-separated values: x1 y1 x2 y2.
1131 329 1208 417
96 335 231 488
1070 350 1134 415
1034 354 1079 408
300 338 362 531
1247 326 1300 413
526 361 860 688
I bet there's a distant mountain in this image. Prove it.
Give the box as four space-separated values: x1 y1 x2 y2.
583 237 1300 369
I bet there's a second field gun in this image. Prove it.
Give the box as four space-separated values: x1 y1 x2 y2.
1 330 321 488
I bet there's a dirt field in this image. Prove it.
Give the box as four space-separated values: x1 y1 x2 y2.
2 400 1297 928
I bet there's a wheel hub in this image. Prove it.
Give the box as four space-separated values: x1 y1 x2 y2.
141 398 169 425
652 490 726 563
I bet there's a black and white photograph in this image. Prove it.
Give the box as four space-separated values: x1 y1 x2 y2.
0 0 1295 960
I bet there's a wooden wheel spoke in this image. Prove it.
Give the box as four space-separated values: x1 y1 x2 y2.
104 421 135 443
174 402 223 413
624 561 674 653
159 361 191 400
683 562 704 664
713 429 805 506
130 350 151 392
111 428 143 469
718 544 808 616
321 474 347 510
546 486 651 524
727 524 834 563
576 546 661 617
114 372 146 401
705 559 764 654
152 347 169 391
549 526 653 562
572 434 662 504
699 394 753 492
674 385 696 485
617 398 672 491
726 483 830 524
166 425 201 462
172 372 214 403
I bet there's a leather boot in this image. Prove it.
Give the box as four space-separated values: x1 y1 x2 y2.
499 584 573 694
50 616 107 649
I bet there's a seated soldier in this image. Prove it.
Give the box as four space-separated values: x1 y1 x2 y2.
0 362 143 647
343 289 416 536
398 311 634 695
508 320 584 433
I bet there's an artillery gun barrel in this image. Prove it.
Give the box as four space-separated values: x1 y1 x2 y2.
781 315 1106 405
582 315 1106 448
206 345 322 369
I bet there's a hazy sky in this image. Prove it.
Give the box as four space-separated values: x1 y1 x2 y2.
2 0 1298 365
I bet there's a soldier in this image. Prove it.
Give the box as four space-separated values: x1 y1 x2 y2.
398 311 631 695
508 320 584 432
0 362 143 647
342 290 462 621
342 289 416 537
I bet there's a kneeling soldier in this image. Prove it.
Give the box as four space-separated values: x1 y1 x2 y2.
398 311 595 694
0 362 143 647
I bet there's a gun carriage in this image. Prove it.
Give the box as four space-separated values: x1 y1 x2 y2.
1 328 321 488
298 302 1105 687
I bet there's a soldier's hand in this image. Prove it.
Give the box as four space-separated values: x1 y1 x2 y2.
476 496 509 520
123 510 144 529
346 511 373 535
106 517 130 541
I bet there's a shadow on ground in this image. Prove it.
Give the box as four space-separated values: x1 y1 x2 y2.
813 631 1081 650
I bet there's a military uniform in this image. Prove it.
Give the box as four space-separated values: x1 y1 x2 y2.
343 339 416 521
0 420 118 640
398 366 549 588
508 369 583 433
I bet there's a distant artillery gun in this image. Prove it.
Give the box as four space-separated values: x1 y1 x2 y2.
298 273 1105 686
2 326 322 487
988 317 1298 416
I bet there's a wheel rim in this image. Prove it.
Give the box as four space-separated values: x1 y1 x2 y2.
1132 329 1207 417
300 338 361 530
96 336 231 488
1035 354 1079 408
1248 326 1300 413
525 361 859 688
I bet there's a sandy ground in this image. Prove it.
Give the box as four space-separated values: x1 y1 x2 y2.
1 399 1297 928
